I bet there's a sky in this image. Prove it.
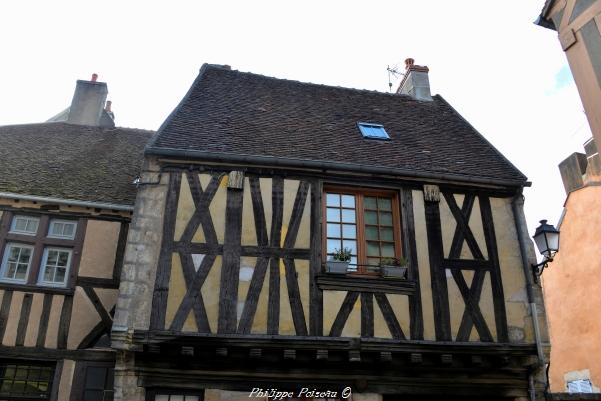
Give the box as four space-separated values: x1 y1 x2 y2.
0 1 592 241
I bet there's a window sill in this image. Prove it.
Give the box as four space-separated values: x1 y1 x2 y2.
0 281 74 295
316 273 417 295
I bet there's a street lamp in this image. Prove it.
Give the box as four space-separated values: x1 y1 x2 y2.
531 219 560 282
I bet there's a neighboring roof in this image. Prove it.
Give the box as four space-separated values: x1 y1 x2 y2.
0 122 153 206
535 0 558 30
147 64 528 187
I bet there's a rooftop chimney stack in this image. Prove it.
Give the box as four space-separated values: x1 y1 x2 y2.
397 58 432 101
66 73 114 127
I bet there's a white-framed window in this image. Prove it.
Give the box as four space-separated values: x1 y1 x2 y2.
47 219 77 240
9 215 40 236
155 395 200 401
37 247 72 286
567 379 594 393
0 243 34 282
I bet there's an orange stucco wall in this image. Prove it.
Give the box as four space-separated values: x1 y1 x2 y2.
543 185 601 391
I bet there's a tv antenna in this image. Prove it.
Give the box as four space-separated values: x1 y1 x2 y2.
387 64 404 92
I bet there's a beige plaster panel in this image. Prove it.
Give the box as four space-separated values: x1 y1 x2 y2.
277 258 310 335
260 178 273 237
2 291 24 346
323 290 346 335
174 173 195 242
387 294 410 338
237 256 257 329
438 194 457 259
57 359 76 401
490 197 532 342
341 295 361 337
544 186 601 391
201 255 222 332
67 287 101 349
78 220 120 279
373 295 392 339
24 292 44 347
241 178 257 246
95 288 119 314
208 175 227 244
252 271 269 335
45 295 64 348
166 253 195 331
412 190 435 340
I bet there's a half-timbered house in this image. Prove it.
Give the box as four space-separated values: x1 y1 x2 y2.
112 61 550 401
0 76 152 401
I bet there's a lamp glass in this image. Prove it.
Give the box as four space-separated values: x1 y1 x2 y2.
532 220 560 258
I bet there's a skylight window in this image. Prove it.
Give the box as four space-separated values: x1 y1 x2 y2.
357 122 389 140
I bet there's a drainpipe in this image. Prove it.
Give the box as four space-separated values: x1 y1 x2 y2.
512 191 547 401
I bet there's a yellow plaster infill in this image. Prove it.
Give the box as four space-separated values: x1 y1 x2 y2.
57 359 75 401
250 263 269 334
201 255 222 332
323 290 346 335
166 253 197 331
296 186 312 248
387 294 410 339
260 178 273 237
341 294 361 338
241 178 257 246
373 295 393 339
174 173 195 242
412 190 436 340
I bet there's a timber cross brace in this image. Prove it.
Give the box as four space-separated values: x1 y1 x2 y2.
425 191 509 342
149 169 509 344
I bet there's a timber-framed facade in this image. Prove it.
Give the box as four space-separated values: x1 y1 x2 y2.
111 63 550 401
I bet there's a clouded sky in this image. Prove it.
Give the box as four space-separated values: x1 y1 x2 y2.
0 0 592 238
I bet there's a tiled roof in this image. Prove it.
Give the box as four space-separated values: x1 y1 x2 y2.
147 64 527 187
0 122 153 206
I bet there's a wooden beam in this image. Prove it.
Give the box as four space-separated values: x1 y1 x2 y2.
267 177 283 335
329 291 359 337
374 293 405 340
360 292 374 338
15 293 33 346
309 180 323 337
36 293 53 347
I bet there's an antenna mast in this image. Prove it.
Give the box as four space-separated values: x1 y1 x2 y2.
387 64 403 92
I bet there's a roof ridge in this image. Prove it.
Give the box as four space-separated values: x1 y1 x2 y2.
206 64 424 100
0 121 154 133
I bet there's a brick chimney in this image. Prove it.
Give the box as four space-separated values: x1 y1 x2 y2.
396 58 432 101
67 74 114 127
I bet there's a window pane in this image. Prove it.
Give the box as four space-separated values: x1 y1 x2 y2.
342 240 357 254
367 257 380 267
341 209 356 223
55 268 66 283
326 194 340 207
367 241 380 256
155 396 170 401
58 252 69 266
326 208 340 222
327 239 341 254
382 243 395 257
15 219 27 231
44 267 54 282
47 250 58 265
326 224 341 238
342 224 356 239
19 248 32 263
364 197 377 209
379 212 393 226
380 227 394 241
8 247 21 261
378 197 392 210
365 226 379 240
63 224 74 237
340 195 355 208
52 222 64 236
85 367 107 390
364 210 378 225
171 396 185 401
185 397 200 401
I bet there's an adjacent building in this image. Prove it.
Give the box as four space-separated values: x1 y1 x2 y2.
537 0 601 394
0 76 152 401
111 61 549 401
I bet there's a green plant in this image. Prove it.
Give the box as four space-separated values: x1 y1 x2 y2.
332 247 352 262
380 256 408 267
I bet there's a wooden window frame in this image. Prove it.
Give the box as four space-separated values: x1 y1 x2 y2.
69 361 115 401
0 359 55 401
323 185 403 275
0 211 86 292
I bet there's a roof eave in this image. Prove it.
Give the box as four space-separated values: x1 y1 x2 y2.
146 146 531 189
0 192 134 212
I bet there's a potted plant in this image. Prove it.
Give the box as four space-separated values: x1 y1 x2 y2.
380 256 408 278
326 247 352 274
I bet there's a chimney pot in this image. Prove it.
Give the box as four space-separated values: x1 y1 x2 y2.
91 73 98 82
105 100 112 112
405 58 415 70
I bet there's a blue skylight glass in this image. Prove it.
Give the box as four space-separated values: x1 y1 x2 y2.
357 122 389 140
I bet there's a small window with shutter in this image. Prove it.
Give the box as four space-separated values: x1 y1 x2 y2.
567 379 594 393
